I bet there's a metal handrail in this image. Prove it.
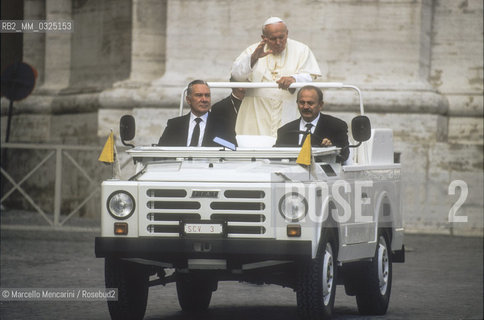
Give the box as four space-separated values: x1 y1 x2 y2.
178 81 368 164
179 82 365 116
1 143 104 227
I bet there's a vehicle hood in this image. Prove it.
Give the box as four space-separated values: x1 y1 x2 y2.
133 159 316 183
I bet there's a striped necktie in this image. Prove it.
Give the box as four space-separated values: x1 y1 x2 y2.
300 123 313 146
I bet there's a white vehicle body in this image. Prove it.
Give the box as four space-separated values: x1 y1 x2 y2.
98 145 403 261
95 83 404 320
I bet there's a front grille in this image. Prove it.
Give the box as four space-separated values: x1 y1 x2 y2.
148 201 201 210
224 190 265 198
147 225 180 233
210 213 265 223
148 212 201 221
147 189 187 197
140 187 270 237
210 202 265 211
226 226 266 234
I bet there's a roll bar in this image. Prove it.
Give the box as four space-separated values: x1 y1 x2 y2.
179 82 364 116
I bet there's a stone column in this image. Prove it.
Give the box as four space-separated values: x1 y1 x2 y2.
429 0 483 117
98 0 171 143
129 0 167 83
23 0 45 86
42 0 72 92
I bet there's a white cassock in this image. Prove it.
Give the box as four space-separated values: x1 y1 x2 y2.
231 38 321 137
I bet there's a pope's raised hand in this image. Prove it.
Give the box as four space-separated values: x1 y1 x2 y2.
250 40 272 67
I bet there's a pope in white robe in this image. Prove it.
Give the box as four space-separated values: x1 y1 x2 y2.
231 17 321 137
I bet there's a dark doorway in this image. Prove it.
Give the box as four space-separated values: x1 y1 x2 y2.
1 0 24 72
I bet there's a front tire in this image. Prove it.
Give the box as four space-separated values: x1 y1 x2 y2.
105 258 149 320
176 273 214 312
356 231 392 315
297 229 338 320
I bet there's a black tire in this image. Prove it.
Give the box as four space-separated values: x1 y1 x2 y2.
105 257 149 320
176 273 214 312
356 230 392 315
297 229 338 320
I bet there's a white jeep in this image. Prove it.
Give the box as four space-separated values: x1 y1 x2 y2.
95 83 405 320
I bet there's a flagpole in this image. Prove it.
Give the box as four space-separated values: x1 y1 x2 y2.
296 133 313 180
309 144 311 181
98 129 118 179
308 137 310 181
113 137 121 179
110 129 115 179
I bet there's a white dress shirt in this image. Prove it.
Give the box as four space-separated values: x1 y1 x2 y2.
186 112 209 146
298 113 320 145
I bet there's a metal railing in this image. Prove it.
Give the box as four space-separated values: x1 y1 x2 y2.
1 143 109 227
179 82 365 116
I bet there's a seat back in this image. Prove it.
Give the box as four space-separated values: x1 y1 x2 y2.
356 128 394 165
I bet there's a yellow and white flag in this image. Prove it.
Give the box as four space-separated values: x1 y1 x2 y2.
98 131 115 163
98 130 121 179
296 134 312 166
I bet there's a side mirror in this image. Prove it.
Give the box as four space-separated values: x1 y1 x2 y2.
120 115 135 147
351 115 371 143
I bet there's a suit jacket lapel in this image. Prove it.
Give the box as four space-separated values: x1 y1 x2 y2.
314 114 325 141
180 113 191 145
202 113 211 146
287 120 300 145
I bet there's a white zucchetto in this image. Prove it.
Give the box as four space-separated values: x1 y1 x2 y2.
263 17 284 26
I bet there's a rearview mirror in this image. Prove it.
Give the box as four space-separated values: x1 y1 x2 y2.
120 115 135 147
351 115 371 143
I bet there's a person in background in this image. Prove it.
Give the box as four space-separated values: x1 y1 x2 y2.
210 79 246 133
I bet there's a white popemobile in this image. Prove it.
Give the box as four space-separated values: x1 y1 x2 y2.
95 83 405 320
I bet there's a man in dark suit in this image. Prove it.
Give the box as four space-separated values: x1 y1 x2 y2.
158 80 237 146
275 85 349 162
210 84 245 132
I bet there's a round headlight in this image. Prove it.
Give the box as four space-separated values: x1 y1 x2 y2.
279 192 308 222
107 191 135 220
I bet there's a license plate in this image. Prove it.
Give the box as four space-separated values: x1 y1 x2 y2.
184 223 223 235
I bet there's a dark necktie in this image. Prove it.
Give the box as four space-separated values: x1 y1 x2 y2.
232 96 242 114
301 123 313 146
190 118 202 146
